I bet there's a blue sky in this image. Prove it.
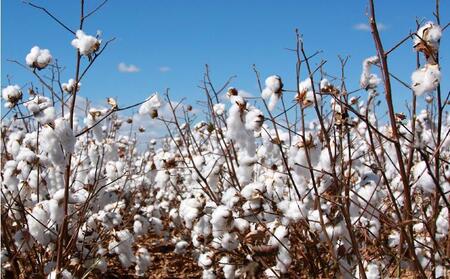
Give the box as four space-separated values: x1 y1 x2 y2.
2 0 448 114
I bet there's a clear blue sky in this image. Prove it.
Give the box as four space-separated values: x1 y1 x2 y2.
2 0 448 113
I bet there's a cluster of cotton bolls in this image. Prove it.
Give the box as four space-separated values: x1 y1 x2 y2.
1 17 448 279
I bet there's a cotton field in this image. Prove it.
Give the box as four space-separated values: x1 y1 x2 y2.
1 1 449 278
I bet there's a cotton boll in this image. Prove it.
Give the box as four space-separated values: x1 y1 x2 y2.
62 79 81 93
54 118 76 154
174 240 189 254
360 56 380 90
299 78 313 93
297 78 321 108
40 125 65 166
220 256 235 279
261 88 273 99
48 199 64 225
14 229 34 253
436 208 448 240
2 85 22 108
264 75 283 95
211 206 233 237
133 214 150 236
71 30 100 55
202 269 216 279
27 203 51 245
414 22 442 51
413 161 435 193
179 197 204 229
26 46 52 69
220 232 239 251
24 95 56 124
149 217 163 236
267 93 280 111
264 267 281 279
198 251 214 269
244 108 264 131
213 103 225 116
262 75 283 111
411 64 441 96
139 93 161 118
268 225 291 274
233 218 249 233
135 247 151 277
365 262 380 279
47 269 73 279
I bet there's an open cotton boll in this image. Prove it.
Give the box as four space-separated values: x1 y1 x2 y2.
211 206 233 237
71 30 100 55
261 75 283 111
220 256 236 279
436 208 448 240
414 22 442 50
198 251 214 269
268 225 291 274
54 118 76 154
135 247 151 277
62 79 81 93
2 85 22 108
411 64 441 96
139 93 161 118
41 125 65 166
133 214 150 236
26 46 52 69
413 161 435 193
360 56 380 90
267 93 280 111
213 103 225 116
299 78 313 93
244 108 264 131
27 203 51 245
24 95 56 124
264 75 283 95
179 197 204 229
47 269 73 279
174 240 189 254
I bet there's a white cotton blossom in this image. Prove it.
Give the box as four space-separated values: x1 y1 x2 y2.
411 64 441 96
360 56 380 90
213 103 225 116
71 30 100 55
26 46 52 69
62 79 81 93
